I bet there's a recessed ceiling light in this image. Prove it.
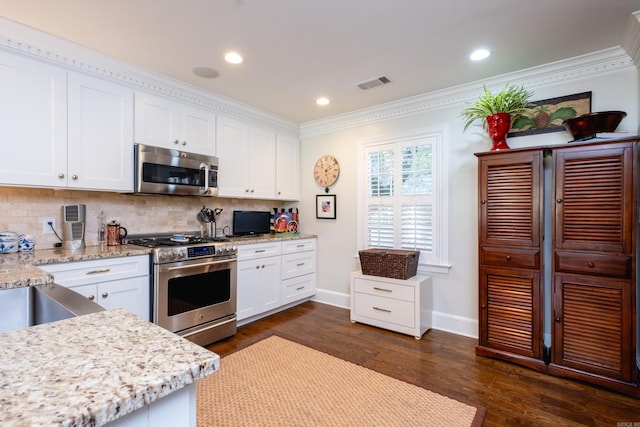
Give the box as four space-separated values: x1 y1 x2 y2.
192 66 220 78
470 49 490 61
224 52 243 64
316 97 330 106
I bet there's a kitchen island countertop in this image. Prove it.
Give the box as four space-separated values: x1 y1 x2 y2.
0 308 220 426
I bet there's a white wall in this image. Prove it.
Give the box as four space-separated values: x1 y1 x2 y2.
300 48 639 338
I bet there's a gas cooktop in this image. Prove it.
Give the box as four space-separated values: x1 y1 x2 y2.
125 232 237 263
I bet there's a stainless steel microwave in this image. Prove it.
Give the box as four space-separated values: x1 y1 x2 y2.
133 144 218 196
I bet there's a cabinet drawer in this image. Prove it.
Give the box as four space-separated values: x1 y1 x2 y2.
281 251 315 279
481 247 540 269
282 274 316 304
554 251 632 278
237 242 282 260
353 277 414 302
38 255 149 287
353 293 415 328
281 238 316 254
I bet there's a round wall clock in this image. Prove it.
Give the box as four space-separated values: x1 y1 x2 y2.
313 155 340 193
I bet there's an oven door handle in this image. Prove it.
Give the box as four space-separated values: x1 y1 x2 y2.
164 258 234 271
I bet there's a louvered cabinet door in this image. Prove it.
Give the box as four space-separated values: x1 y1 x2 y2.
551 274 634 382
479 266 543 360
553 143 636 253
479 150 543 248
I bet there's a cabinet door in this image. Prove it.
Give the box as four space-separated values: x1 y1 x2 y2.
134 92 180 149
68 72 134 191
0 51 67 187
97 276 150 321
479 266 543 359
554 143 635 253
275 133 300 200
479 151 543 248
237 256 281 320
552 274 634 382
246 125 276 199
216 116 249 197
180 104 216 155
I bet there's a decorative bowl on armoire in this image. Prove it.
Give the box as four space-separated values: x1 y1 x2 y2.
562 110 627 141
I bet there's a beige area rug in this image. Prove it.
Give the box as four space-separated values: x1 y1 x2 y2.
197 335 485 426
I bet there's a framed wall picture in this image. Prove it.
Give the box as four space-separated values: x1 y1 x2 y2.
316 195 336 219
508 91 592 137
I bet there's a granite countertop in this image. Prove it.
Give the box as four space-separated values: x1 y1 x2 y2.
0 244 151 290
0 233 316 290
0 308 220 426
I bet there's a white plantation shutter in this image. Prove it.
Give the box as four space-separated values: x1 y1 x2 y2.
363 131 443 266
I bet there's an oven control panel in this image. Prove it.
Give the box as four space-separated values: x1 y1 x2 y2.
188 246 216 258
155 244 237 263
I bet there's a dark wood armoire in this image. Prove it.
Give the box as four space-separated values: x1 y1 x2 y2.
476 137 639 397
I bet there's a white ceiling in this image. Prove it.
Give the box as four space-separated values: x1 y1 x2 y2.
2 0 640 123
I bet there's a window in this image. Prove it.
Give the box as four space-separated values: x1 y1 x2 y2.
359 128 448 270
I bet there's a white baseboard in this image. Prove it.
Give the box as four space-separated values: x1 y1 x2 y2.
312 289 478 339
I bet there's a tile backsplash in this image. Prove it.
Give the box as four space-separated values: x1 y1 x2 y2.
0 187 287 250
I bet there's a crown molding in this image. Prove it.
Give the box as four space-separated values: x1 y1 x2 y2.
622 11 640 67
0 17 299 137
300 46 636 138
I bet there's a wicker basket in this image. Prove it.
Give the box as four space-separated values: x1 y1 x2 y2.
358 249 420 280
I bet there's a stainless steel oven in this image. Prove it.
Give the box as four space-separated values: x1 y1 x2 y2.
126 234 237 346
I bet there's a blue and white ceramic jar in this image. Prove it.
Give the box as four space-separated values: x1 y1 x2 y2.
18 233 35 252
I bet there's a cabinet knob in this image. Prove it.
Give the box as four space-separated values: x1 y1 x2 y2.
174 139 179 145
182 140 187 146
556 198 563 203
506 255 512 261
587 261 595 268
88 295 95 301
72 174 78 180
481 304 486 309
555 317 561 322
481 200 486 204
255 265 260 269
102 292 109 298
58 173 65 179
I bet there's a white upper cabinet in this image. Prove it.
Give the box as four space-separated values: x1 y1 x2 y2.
67 72 134 192
0 50 133 192
134 91 215 156
216 115 276 199
0 51 67 187
275 133 300 201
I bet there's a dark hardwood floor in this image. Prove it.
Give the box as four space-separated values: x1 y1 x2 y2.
206 301 640 426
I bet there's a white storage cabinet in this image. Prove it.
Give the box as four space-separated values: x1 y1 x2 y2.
0 50 133 191
350 271 432 339
281 239 316 305
236 242 282 321
134 91 216 156
39 255 150 321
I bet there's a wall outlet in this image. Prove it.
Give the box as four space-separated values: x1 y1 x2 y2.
43 218 56 234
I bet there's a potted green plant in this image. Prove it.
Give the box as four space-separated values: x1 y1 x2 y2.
460 84 534 150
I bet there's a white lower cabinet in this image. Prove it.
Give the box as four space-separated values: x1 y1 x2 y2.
237 238 316 323
39 255 150 321
236 242 282 321
350 272 432 339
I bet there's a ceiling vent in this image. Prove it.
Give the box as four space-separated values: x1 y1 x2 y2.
356 75 391 91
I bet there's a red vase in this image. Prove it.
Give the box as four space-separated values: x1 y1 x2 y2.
486 113 511 151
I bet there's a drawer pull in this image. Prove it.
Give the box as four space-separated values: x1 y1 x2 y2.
587 262 595 268
102 292 109 298
373 287 392 293
505 256 511 261
296 262 305 267
373 306 391 313
297 244 305 248
255 249 266 253
296 286 305 291
86 268 111 275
